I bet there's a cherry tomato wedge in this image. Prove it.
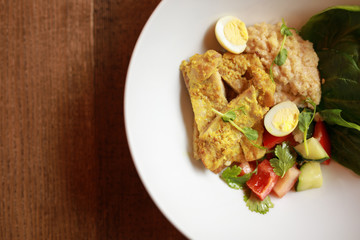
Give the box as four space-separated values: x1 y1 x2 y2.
262 129 297 149
313 120 331 165
246 159 279 200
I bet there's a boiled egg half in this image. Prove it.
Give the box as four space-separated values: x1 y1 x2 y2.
215 16 248 54
264 101 300 137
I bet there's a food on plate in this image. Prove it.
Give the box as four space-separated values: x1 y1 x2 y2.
273 166 300 198
180 50 275 172
180 5 360 214
264 101 299 137
300 5 360 175
294 137 329 161
215 16 248 54
296 162 323 192
246 22 321 106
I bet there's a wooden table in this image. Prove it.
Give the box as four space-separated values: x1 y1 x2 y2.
1 1 186 239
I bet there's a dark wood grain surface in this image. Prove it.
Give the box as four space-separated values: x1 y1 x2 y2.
1 0 186 239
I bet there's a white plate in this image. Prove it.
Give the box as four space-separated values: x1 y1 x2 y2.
125 0 360 239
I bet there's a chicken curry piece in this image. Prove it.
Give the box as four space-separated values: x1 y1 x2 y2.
180 50 275 173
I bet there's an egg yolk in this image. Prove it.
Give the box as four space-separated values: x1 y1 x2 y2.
223 19 248 45
272 108 299 132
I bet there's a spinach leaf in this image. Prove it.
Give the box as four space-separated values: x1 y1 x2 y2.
327 126 360 176
320 109 360 131
300 6 360 61
300 6 360 175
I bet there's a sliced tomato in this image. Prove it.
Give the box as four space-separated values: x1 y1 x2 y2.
246 159 279 200
262 129 297 149
313 120 331 165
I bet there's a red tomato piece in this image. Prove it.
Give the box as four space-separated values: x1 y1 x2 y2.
262 129 297 149
313 120 331 165
246 159 279 200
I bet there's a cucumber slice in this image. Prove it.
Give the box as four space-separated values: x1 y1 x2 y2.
296 162 323 192
294 137 329 162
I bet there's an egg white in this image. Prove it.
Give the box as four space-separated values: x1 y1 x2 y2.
264 101 300 137
215 16 247 54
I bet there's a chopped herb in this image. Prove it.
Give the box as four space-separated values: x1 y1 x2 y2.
211 108 262 146
222 111 237 122
241 126 258 141
298 98 316 156
221 165 255 189
274 48 288 66
269 19 296 82
280 20 297 36
270 142 296 177
243 188 274 214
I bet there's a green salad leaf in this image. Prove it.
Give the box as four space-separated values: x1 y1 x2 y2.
300 6 360 175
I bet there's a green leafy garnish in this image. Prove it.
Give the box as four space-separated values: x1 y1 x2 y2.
221 165 255 189
243 188 274 214
270 142 296 177
269 19 296 81
222 111 237 122
280 20 297 36
212 108 260 143
298 98 316 156
241 127 258 141
274 48 288 66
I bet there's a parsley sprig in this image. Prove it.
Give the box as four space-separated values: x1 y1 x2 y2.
269 19 297 82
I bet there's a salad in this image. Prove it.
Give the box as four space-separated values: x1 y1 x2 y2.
180 5 360 214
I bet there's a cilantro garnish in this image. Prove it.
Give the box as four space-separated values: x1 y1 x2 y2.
270 142 296 177
243 188 274 214
298 98 316 156
221 165 255 189
222 165 274 214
